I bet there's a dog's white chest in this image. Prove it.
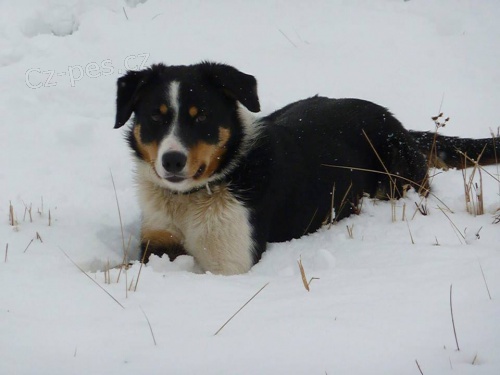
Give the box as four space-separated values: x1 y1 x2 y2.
139 180 255 274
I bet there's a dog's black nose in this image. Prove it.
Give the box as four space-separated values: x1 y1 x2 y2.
162 152 187 173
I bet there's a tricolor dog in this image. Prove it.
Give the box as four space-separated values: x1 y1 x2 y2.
114 62 499 275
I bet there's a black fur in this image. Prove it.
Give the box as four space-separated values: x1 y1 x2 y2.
115 62 499 271
409 130 500 168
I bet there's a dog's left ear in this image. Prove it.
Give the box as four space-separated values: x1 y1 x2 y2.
114 69 150 129
201 62 261 113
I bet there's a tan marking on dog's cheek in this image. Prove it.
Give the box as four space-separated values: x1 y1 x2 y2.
187 142 217 178
159 104 168 115
187 127 232 180
134 125 158 164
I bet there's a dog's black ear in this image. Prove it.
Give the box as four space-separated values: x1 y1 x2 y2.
114 69 150 129
201 62 260 113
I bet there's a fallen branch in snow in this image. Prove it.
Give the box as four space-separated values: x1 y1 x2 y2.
214 282 269 336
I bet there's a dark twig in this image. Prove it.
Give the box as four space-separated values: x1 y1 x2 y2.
478 262 492 300
23 239 34 253
415 359 424 375
214 282 270 336
278 29 297 48
450 284 460 351
140 306 157 346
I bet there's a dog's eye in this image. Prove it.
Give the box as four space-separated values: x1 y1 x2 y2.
151 114 162 122
195 115 207 123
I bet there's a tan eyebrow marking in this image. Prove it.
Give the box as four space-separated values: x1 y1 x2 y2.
159 104 168 115
189 106 198 118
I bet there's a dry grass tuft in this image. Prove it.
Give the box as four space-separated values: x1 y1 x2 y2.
22 201 33 223
494 210 500 224
132 240 150 292
322 165 450 214
116 235 132 283
104 259 111 284
9 201 16 226
428 112 450 169
298 256 319 292
459 146 487 216
346 224 354 239
490 127 500 197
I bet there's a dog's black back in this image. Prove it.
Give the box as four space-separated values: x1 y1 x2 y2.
229 96 429 249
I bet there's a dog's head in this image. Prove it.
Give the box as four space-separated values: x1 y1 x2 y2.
114 62 260 192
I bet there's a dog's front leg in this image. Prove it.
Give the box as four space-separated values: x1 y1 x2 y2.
184 192 255 275
140 228 187 263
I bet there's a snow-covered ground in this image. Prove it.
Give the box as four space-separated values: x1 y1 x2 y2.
1 1 499 374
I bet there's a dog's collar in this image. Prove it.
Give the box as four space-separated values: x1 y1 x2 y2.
169 181 216 196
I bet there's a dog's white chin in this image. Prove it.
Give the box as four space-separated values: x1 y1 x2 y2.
157 177 204 193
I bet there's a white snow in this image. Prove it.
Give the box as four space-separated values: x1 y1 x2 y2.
1 1 499 374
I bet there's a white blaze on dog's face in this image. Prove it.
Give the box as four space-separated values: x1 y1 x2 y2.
114 62 261 192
